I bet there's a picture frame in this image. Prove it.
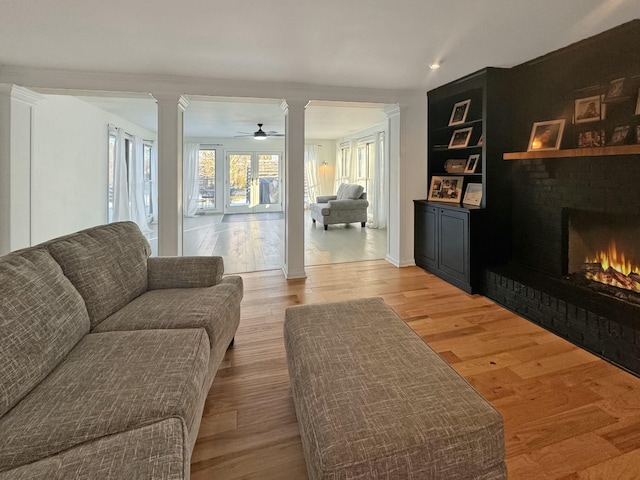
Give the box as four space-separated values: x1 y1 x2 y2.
574 95 602 123
527 120 565 151
577 130 605 148
636 125 640 144
444 159 467 173
449 127 473 149
462 183 483 206
609 125 630 146
449 99 471 126
605 77 625 101
477 135 483 146
464 154 480 173
427 176 463 203
635 87 640 115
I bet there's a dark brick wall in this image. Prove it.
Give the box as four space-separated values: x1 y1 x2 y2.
484 270 640 375
510 154 640 277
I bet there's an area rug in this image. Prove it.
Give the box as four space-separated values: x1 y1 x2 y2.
221 212 285 223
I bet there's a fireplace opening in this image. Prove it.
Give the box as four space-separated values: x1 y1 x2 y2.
566 209 640 304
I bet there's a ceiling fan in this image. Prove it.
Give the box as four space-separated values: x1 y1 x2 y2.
235 123 284 140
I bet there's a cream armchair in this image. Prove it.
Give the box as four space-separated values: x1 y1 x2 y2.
310 183 369 230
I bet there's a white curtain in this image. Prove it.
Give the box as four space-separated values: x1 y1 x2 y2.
151 142 158 224
349 139 359 183
368 131 387 229
305 145 320 206
129 136 152 235
112 128 130 222
183 143 200 217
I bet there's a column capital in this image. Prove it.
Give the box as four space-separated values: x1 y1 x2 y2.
280 98 310 113
384 103 401 117
0 84 44 106
152 93 190 111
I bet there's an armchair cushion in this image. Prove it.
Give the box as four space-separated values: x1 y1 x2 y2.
337 183 364 200
327 199 369 210
315 195 337 204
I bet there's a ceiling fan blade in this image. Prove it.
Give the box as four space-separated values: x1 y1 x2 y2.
267 133 285 137
234 134 253 137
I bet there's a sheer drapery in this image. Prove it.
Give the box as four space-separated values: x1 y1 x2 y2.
305 145 320 206
129 136 152 235
112 128 130 222
368 131 387 229
183 143 200 217
150 142 158 224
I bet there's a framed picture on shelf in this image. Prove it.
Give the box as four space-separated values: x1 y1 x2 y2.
578 130 605 148
636 125 640 144
477 135 483 146
444 159 467 173
449 99 471 126
427 176 463 203
527 120 565 151
574 95 602 123
449 127 473 149
465 154 480 173
605 77 625 101
635 87 640 115
463 183 483 206
609 125 630 145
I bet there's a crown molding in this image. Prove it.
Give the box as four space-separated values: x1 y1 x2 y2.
384 104 401 117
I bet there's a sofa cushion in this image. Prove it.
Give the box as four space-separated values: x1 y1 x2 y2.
45 222 151 328
0 418 188 480
0 329 209 472
0 248 90 419
336 183 364 200
94 276 243 353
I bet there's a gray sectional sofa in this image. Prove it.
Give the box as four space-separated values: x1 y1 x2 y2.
0 221 243 479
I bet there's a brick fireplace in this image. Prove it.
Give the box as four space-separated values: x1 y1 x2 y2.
484 154 640 375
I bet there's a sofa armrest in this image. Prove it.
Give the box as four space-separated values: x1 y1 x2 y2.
327 199 370 210
147 256 224 290
315 195 337 204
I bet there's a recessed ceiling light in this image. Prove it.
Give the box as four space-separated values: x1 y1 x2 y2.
429 62 441 70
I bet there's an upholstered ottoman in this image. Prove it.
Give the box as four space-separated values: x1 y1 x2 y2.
283 297 506 480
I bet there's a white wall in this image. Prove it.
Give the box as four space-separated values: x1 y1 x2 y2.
31 95 156 244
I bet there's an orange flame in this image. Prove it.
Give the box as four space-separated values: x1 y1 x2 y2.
584 241 640 292
586 241 639 276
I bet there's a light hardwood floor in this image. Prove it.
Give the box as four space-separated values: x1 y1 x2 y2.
191 260 640 479
178 211 387 274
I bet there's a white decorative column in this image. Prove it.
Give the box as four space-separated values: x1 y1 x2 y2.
385 104 402 266
0 84 43 255
280 98 308 279
153 93 189 256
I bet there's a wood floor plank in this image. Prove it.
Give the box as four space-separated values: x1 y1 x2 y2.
191 261 640 479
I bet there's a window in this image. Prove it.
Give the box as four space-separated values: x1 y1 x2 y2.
198 149 216 210
339 144 350 183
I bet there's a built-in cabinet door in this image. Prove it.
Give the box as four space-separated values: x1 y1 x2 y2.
437 208 469 284
415 203 438 269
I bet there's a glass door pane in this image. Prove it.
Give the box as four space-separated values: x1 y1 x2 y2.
198 149 216 210
256 154 281 211
226 153 252 212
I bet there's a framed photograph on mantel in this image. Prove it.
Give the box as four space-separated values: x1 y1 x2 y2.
449 127 473 149
428 176 463 203
527 120 565 151
449 99 471 126
574 95 602 123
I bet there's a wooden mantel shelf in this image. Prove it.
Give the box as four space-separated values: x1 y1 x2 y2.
504 144 640 160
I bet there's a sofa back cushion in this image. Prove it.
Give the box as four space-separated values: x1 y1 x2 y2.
336 183 365 200
45 222 151 328
0 248 90 418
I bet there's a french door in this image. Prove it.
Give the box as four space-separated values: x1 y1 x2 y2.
225 152 283 214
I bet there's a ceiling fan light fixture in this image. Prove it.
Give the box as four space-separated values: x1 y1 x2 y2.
254 123 268 140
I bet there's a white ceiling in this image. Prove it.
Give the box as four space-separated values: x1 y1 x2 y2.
3 1 638 139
